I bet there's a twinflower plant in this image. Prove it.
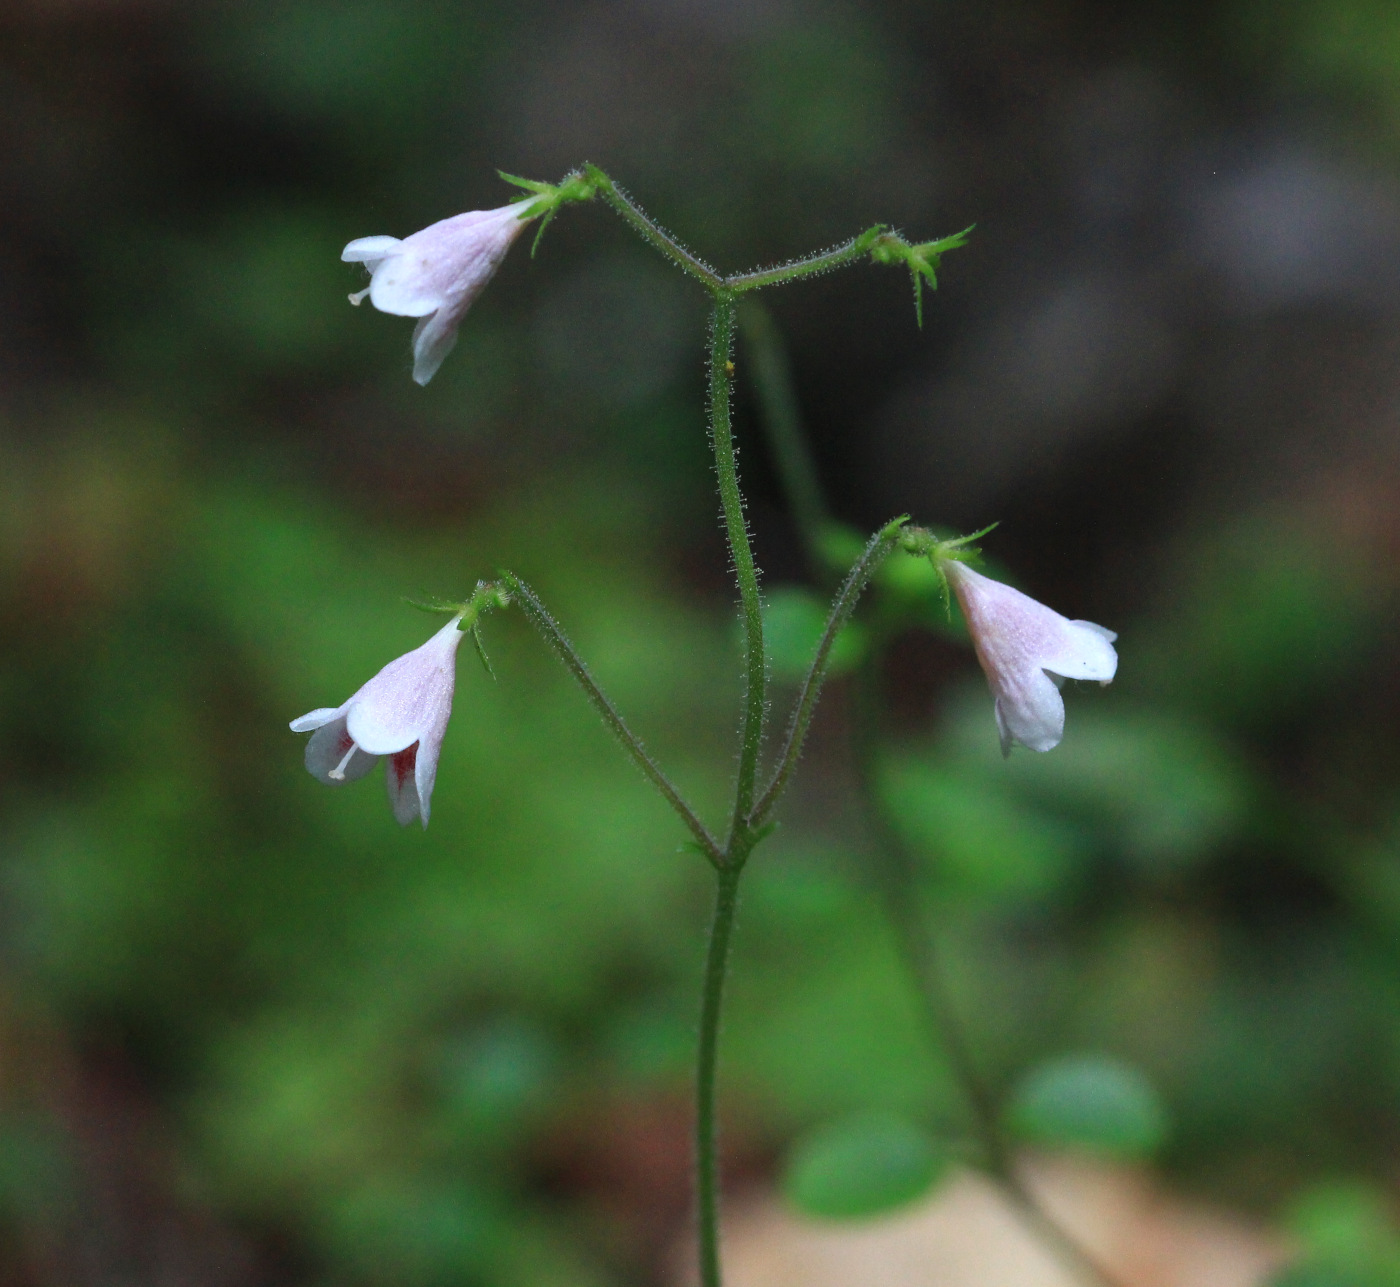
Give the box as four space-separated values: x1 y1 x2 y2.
310 166 1122 1287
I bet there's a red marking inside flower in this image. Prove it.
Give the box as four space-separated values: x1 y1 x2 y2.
390 743 418 788
337 729 355 755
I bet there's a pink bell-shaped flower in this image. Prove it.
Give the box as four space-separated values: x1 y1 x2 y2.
944 560 1117 756
290 616 466 827
343 202 531 385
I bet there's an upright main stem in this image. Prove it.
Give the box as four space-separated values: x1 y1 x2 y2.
696 863 742 1287
693 292 768 1287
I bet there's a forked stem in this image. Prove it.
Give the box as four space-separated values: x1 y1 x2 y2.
518 172 977 1287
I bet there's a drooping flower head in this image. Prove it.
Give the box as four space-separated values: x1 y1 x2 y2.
343 202 534 385
943 558 1117 756
290 615 466 827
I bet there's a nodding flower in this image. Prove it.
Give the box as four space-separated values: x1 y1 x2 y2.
290 616 466 827
943 559 1117 756
343 201 534 385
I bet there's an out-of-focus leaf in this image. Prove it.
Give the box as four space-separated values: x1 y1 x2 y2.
438 1018 557 1147
880 756 1085 901
762 586 868 682
782 1112 948 1219
325 1177 504 1286
1000 709 1253 876
1006 1054 1168 1158
1273 1182 1400 1287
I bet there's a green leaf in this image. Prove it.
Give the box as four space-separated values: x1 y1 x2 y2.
1276 1182 1400 1287
814 522 868 575
762 587 867 683
782 1113 948 1220
1006 1055 1168 1159
879 759 1083 902
1269 1268 1395 1287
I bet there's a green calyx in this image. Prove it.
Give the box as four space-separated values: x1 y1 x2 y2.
870 225 974 327
404 579 511 622
498 169 599 256
404 580 512 675
897 521 997 613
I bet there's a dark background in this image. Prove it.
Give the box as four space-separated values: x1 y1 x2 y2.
3 0 1400 1282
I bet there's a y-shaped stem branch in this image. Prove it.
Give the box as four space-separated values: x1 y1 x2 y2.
515 170 970 1287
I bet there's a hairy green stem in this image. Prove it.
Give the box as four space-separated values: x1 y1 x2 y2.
584 163 724 290
727 225 886 293
691 293 767 1287
544 171 989 1287
583 164 889 299
696 863 742 1287
501 572 723 865
752 516 907 826
708 295 767 839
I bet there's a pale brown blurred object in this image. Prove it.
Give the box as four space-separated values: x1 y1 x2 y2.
701 1155 1292 1287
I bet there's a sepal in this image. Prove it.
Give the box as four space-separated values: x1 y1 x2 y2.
497 168 598 256
870 225 974 327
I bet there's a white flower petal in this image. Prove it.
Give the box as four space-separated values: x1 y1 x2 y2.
290 617 465 825
386 745 423 827
346 203 530 378
945 559 1116 754
368 257 446 318
289 706 343 733
344 616 464 755
411 701 454 826
410 310 460 386
1042 618 1119 684
342 235 403 265
304 714 379 784
993 668 1067 754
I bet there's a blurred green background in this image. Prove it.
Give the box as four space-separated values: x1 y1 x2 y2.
5 0 1400 1282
